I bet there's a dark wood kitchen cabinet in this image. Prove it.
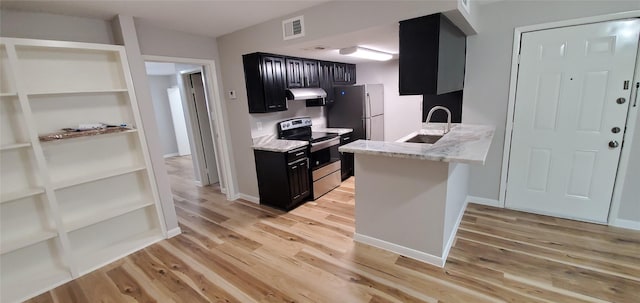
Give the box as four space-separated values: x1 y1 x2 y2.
302 60 320 87
318 61 335 104
254 147 310 210
399 13 466 95
339 132 354 180
286 58 320 88
243 53 288 113
333 63 356 85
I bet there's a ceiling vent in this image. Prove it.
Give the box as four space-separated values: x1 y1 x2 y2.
282 15 305 40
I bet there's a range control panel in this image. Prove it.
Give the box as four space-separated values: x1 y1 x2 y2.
278 117 312 131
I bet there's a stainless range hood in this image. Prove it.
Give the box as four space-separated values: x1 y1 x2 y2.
286 88 327 101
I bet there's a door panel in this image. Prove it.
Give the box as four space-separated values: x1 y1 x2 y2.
365 84 384 117
370 115 384 141
532 73 562 130
506 19 640 223
190 73 219 185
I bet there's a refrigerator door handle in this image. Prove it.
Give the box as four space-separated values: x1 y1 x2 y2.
362 118 368 140
366 93 371 119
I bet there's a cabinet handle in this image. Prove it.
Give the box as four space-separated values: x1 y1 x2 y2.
295 152 305 157
268 105 276 109
343 137 350 141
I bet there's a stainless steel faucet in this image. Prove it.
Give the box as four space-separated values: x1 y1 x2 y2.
425 106 452 134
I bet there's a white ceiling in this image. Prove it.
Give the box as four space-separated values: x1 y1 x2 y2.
2 0 496 64
269 23 400 64
0 0 330 38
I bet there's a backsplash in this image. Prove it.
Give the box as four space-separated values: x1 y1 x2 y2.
249 100 326 138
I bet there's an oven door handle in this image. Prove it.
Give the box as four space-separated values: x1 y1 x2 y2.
310 137 340 152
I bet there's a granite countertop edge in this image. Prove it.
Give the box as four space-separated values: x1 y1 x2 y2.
251 134 308 153
338 124 495 164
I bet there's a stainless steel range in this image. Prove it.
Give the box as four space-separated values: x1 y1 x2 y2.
278 117 341 200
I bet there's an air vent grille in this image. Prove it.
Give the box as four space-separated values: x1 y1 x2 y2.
283 15 305 40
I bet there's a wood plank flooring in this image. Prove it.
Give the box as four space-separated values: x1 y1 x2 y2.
26 156 640 303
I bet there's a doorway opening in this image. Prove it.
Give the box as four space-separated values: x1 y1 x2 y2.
144 60 225 194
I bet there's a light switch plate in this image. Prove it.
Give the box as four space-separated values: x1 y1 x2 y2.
228 90 237 99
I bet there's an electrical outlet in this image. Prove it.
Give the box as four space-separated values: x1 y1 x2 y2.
228 90 237 100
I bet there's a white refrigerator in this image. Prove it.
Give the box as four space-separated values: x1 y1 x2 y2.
328 84 384 140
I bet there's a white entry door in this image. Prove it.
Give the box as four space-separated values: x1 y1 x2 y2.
506 19 640 223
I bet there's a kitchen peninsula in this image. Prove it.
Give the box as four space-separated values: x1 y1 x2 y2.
339 124 494 267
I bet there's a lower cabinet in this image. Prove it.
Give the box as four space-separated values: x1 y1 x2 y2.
339 132 355 180
254 147 310 210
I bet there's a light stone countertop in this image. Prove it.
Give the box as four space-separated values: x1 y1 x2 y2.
338 124 495 164
312 127 353 135
251 134 308 152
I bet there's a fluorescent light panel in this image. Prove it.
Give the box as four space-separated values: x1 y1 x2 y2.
339 46 393 61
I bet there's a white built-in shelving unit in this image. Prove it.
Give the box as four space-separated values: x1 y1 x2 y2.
0 37 167 303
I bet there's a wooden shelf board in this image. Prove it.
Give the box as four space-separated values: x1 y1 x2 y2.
65 201 155 232
53 165 147 190
0 142 32 151
27 88 128 96
0 230 58 254
1 266 71 303
39 128 137 143
0 92 17 97
0 187 45 204
76 229 163 275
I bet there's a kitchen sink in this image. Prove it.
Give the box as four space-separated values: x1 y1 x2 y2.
403 134 443 144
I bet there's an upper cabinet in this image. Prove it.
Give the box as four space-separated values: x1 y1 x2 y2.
285 58 304 88
399 13 466 95
302 60 320 87
318 61 335 104
243 53 288 113
243 52 356 112
333 63 356 85
286 58 320 88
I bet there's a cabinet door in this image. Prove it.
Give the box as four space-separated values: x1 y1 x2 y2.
288 159 310 204
288 162 301 201
333 63 346 83
286 58 304 88
345 64 357 85
302 60 320 87
318 61 334 103
298 159 310 198
261 56 287 111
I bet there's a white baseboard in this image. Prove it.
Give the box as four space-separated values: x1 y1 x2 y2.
353 233 445 268
442 200 468 263
236 193 259 204
163 153 180 158
610 218 640 231
167 227 182 238
194 180 203 187
466 195 502 208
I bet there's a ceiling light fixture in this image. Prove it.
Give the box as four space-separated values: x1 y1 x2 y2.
339 46 393 61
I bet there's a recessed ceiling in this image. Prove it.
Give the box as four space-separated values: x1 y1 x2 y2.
0 0 330 38
268 23 400 64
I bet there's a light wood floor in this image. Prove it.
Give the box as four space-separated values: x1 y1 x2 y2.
26 155 640 302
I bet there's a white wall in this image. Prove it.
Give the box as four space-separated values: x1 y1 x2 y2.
147 75 179 156
356 60 423 141
462 1 640 223
619 113 640 222
250 103 325 138
134 17 232 193
217 1 462 198
0 9 114 44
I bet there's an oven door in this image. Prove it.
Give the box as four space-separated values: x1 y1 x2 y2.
309 137 340 170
